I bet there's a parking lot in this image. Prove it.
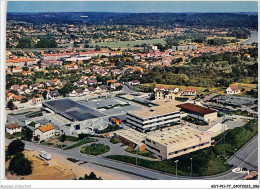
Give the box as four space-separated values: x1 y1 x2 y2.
79 97 146 116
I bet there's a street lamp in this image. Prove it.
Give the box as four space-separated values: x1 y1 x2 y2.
190 158 193 177
174 160 179 180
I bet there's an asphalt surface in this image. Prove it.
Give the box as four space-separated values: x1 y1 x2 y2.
226 135 258 171
5 137 254 180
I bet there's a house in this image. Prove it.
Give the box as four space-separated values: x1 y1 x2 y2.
10 85 20 91
87 87 95 94
6 92 14 101
12 95 26 102
129 80 140 86
5 123 22 135
34 123 55 142
69 89 84 97
88 79 98 85
154 86 176 100
46 80 55 87
226 85 241 95
167 87 179 93
31 96 44 105
74 81 85 88
183 87 197 96
47 91 60 99
111 83 121 90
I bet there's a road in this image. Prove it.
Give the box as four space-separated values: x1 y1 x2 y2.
226 135 258 171
5 135 256 180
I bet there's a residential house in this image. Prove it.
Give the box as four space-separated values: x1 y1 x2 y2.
226 85 241 95
34 123 55 142
47 91 60 99
5 123 22 135
183 87 197 96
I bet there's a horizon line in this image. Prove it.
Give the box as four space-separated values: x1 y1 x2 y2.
7 11 258 14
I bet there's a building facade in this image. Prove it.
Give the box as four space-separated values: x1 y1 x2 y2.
145 126 212 160
126 105 181 131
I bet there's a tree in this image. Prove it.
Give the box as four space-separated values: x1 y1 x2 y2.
78 172 102 180
42 91 48 100
36 37 57 48
16 37 35 49
22 127 33 141
7 139 25 155
7 100 14 110
9 152 32 175
60 134 66 142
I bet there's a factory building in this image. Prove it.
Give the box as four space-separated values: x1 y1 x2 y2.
145 126 212 160
114 128 146 151
177 103 217 123
126 104 181 132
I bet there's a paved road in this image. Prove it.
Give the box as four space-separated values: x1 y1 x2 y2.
226 135 258 171
5 137 253 180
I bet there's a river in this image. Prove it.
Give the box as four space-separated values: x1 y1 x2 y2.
241 31 258 45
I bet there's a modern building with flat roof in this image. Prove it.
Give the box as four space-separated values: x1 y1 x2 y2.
114 128 146 151
126 104 181 132
177 103 217 124
145 126 212 160
42 99 108 135
43 99 105 121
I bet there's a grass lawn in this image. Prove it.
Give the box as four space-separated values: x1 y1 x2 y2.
80 143 110 156
109 137 120 144
90 39 166 48
125 147 157 159
232 83 257 95
108 119 258 177
26 111 43 118
36 78 50 83
5 132 23 139
64 138 98 150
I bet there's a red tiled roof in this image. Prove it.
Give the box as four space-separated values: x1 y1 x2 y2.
184 87 196 92
177 103 216 115
6 123 20 129
230 85 239 91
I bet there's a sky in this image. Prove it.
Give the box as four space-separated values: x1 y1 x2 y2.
7 1 258 13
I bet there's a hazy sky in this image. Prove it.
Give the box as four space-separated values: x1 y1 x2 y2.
7 1 258 13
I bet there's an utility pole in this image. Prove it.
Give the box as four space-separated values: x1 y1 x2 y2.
175 160 179 180
136 150 137 166
190 158 193 177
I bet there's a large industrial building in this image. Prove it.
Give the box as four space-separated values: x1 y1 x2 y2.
114 128 146 151
42 99 108 135
126 104 181 132
145 126 212 160
177 103 217 124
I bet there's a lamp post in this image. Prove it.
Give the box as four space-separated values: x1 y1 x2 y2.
190 158 193 177
174 160 179 180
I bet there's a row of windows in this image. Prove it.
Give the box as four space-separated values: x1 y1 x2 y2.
127 112 180 122
168 142 210 156
146 144 160 153
127 115 180 126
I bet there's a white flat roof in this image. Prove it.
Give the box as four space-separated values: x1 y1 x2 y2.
114 128 147 145
146 126 211 146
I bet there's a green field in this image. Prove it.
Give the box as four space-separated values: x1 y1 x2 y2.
90 39 166 48
80 143 110 156
63 138 98 150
